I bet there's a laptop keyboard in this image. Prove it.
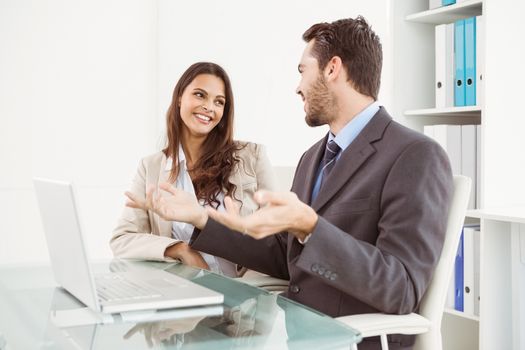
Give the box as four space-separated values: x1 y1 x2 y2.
95 274 162 302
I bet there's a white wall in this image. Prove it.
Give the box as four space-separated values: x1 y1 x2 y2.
157 0 391 166
0 0 158 263
0 0 390 264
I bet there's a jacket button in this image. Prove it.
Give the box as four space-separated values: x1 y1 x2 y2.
324 270 332 278
311 264 319 272
330 273 338 281
290 285 300 293
318 266 326 274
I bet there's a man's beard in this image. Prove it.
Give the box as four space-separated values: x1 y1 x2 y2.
304 75 336 127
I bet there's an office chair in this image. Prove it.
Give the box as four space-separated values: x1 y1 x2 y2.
238 272 289 293
338 175 472 350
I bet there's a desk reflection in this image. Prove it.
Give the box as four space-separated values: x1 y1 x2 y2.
0 260 358 349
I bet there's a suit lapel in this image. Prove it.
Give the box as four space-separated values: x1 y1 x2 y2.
311 108 392 213
311 142 375 212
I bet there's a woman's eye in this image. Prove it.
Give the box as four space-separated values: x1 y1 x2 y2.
194 92 204 98
215 100 225 107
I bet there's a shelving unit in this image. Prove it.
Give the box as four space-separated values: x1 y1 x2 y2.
406 0 482 24
391 0 525 349
405 106 481 125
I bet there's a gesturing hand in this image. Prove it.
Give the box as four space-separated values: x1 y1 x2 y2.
206 190 318 241
125 183 208 229
123 316 206 347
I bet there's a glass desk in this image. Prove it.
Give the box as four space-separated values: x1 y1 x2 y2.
0 260 360 349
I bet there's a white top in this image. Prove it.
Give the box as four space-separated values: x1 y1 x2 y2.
165 145 227 274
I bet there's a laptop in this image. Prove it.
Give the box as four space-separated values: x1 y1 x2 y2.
33 178 224 314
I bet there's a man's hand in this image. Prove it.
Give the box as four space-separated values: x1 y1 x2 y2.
165 242 210 270
207 190 318 241
125 183 208 229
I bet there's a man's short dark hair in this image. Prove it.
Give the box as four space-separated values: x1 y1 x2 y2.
302 16 382 100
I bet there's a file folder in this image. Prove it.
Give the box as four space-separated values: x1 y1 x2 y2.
463 226 476 315
433 125 461 174
454 229 464 311
476 16 484 106
442 0 456 6
473 228 481 316
454 20 466 106
475 125 481 208
429 0 441 10
465 17 477 106
435 23 455 108
461 125 477 209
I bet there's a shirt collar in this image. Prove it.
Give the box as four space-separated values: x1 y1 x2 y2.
329 101 380 151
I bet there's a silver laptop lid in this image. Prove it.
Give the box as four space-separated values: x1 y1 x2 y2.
33 178 101 312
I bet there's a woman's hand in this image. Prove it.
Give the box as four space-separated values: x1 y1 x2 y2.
165 242 209 270
125 183 209 229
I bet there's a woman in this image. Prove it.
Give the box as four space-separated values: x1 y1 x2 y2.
110 62 275 277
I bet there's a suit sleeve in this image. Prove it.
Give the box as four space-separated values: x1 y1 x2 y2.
295 140 453 314
191 219 290 279
109 158 181 261
190 143 288 279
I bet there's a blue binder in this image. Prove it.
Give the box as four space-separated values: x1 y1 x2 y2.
442 0 456 5
465 17 477 106
454 20 466 107
454 229 464 311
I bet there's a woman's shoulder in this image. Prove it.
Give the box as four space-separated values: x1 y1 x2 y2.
233 141 265 159
138 151 166 168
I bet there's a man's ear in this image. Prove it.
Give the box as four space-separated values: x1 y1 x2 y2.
324 56 343 82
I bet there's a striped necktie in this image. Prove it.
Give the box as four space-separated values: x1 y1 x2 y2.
319 140 341 190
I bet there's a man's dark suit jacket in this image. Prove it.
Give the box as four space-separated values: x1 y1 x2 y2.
191 107 453 349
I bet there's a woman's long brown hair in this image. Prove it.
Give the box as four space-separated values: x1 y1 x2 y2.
163 62 243 208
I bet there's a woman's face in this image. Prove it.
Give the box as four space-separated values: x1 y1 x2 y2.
179 74 226 139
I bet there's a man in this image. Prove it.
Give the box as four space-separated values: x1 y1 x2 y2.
141 16 453 350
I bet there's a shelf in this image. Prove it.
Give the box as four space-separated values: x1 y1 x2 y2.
466 207 525 224
404 106 481 118
406 0 482 25
444 308 480 322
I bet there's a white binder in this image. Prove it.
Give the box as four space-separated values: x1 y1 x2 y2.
461 125 477 209
463 226 475 315
435 23 455 108
433 125 461 174
476 16 484 106
476 125 481 208
429 0 441 10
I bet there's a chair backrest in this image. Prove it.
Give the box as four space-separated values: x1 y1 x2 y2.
272 166 296 192
415 175 472 349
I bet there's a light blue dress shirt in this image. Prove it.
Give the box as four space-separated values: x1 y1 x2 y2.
311 102 380 202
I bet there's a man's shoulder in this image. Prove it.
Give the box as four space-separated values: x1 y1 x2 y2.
385 118 440 150
370 107 438 150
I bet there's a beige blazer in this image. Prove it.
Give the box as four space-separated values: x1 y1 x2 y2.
110 142 276 277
